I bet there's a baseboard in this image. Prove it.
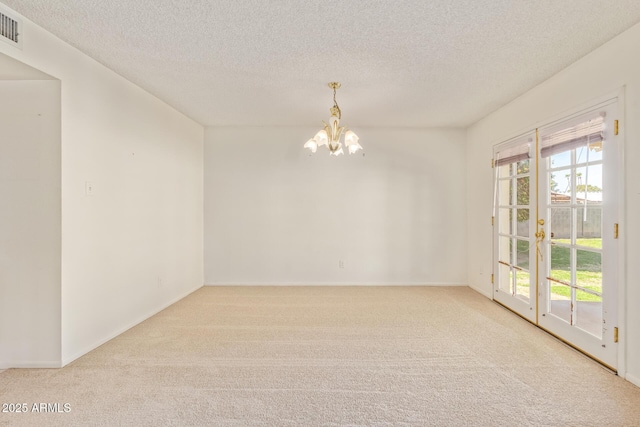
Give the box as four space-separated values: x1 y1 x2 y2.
625 373 640 388
205 282 468 286
468 284 493 299
0 360 61 369
61 284 203 367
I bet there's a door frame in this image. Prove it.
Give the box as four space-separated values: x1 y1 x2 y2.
491 88 626 374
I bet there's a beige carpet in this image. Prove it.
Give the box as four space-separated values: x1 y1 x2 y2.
1 286 639 426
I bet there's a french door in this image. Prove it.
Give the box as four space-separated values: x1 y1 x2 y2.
493 100 620 369
494 133 537 323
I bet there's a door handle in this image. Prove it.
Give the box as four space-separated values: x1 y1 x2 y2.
535 228 545 260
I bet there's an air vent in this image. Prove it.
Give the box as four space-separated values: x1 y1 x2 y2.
0 7 22 49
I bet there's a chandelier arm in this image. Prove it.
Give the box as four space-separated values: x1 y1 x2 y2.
322 122 332 149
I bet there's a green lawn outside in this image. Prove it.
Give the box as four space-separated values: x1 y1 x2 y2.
548 270 602 302
555 238 602 249
513 238 602 302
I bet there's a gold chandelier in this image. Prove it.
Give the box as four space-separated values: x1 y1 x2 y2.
304 82 362 156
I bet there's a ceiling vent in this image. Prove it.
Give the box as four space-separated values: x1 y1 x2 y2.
0 7 22 49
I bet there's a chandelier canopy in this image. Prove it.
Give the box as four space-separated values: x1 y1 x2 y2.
304 82 362 156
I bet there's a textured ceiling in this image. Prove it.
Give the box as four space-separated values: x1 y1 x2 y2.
4 0 640 127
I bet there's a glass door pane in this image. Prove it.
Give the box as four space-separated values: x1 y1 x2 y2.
543 130 604 336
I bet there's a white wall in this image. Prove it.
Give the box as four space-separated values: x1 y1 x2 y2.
0 6 204 366
0 80 61 368
205 127 467 285
466 22 640 385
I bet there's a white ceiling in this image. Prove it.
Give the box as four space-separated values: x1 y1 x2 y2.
4 0 640 127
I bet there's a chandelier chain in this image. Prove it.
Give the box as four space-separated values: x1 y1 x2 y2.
332 86 341 119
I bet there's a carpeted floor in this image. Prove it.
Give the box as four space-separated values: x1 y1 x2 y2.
1 286 639 426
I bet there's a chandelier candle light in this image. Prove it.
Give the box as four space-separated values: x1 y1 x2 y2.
304 82 362 156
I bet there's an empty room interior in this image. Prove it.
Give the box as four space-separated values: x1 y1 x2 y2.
2 1 640 425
